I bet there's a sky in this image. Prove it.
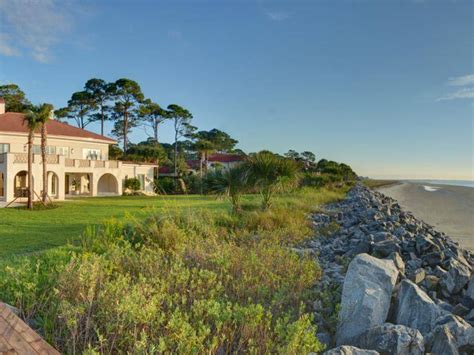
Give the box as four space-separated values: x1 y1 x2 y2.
0 0 472 180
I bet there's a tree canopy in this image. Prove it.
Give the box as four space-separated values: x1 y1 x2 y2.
0 84 31 112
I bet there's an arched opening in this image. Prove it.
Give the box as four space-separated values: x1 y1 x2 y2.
48 172 59 199
14 171 31 198
97 173 118 195
0 172 4 199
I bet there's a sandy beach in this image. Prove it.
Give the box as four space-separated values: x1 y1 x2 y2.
378 182 474 251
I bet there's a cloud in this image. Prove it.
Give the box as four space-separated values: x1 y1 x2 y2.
0 33 20 56
447 74 474 86
436 87 474 101
0 0 77 63
264 10 290 21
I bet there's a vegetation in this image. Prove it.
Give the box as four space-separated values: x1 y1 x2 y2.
362 179 399 189
0 83 31 112
123 177 141 192
0 187 348 353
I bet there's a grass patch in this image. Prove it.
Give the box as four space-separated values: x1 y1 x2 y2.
361 179 399 189
0 187 348 353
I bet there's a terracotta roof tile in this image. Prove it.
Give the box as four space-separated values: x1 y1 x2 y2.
0 112 116 143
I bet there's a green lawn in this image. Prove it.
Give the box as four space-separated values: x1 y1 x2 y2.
0 195 237 257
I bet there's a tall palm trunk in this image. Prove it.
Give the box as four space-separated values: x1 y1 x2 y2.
41 123 48 203
27 130 34 209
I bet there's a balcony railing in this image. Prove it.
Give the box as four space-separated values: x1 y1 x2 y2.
2 153 123 170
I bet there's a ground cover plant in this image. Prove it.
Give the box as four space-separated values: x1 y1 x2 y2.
0 186 348 353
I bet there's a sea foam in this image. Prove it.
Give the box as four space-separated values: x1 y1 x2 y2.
423 186 439 192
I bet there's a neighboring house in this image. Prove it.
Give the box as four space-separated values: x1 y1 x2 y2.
0 99 156 203
158 153 245 176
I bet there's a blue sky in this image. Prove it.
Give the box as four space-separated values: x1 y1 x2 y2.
0 0 472 179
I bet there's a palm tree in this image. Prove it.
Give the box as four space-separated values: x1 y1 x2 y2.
24 110 40 209
36 104 54 203
194 139 215 178
245 151 299 210
205 166 248 213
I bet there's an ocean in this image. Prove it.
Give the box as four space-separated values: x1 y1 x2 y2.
406 179 474 188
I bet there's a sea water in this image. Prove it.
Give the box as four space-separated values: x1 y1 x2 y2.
408 180 474 188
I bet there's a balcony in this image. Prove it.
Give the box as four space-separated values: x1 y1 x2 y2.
0 152 122 171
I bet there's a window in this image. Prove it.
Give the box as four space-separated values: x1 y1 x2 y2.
83 149 101 160
57 146 70 157
0 143 9 154
32 145 56 155
138 174 145 190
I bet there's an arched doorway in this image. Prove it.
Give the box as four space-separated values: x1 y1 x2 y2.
14 171 31 198
0 172 4 199
48 172 59 199
97 173 118 195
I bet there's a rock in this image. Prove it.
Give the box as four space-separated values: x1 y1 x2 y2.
424 275 439 291
423 251 445 267
416 234 439 254
317 332 332 348
465 309 474 326
372 239 400 258
388 252 405 273
336 254 398 345
434 314 473 351
408 268 425 284
466 275 474 302
440 258 471 294
425 324 459 355
394 279 442 336
356 323 424 355
323 346 379 355
452 303 470 317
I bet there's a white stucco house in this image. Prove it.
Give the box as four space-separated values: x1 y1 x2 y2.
0 99 156 203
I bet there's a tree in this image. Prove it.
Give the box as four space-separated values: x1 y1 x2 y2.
194 139 215 178
139 99 169 142
0 84 31 112
125 140 167 164
205 166 248 213
195 129 238 152
110 79 144 151
167 104 195 177
245 151 299 210
23 108 42 209
57 91 95 129
84 78 113 136
35 104 54 203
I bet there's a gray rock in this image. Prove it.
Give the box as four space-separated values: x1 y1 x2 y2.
323 346 379 355
425 324 459 355
452 303 470 317
424 275 439 291
388 252 405 273
394 279 442 336
440 258 471 294
317 332 332 348
434 314 473 351
356 323 424 355
372 239 400 258
466 274 474 302
336 254 398 345
408 268 426 284
423 251 445 267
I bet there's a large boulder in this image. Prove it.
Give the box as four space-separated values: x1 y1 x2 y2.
394 279 443 336
336 254 398 345
356 323 424 355
466 274 474 303
433 314 474 353
440 258 471 294
323 346 379 355
425 325 458 355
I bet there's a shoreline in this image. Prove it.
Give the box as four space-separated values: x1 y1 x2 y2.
377 182 474 251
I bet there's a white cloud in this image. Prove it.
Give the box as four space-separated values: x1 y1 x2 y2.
0 33 20 56
436 87 474 101
264 10 289 21
447 74 474 86
0 0 77 63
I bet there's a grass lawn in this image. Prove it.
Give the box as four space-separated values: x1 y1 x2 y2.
0 195 239 258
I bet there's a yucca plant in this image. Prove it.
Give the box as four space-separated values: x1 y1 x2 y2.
205 165 248 213
245 151 300 210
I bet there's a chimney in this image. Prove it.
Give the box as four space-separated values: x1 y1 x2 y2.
0 98 5 114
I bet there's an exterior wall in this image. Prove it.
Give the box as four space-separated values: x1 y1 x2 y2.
0 153 156 202
0 132 110 160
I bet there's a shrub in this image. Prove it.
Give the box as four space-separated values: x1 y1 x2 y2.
154 176 177 194
124 177 141 192
205 166 248 213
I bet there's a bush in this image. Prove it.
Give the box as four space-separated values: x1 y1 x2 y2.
124 177 141 192
0 187 351 353
154 176 177 194
183 174 203 194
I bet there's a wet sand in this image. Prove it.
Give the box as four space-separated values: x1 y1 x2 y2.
378 182 474 251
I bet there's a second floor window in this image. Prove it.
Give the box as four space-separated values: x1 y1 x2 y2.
0 143 9 154
57 147 70 157
32 145 56 155
83 149 101 160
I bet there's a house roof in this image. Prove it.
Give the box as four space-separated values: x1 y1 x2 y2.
207 153 245 163
0 112 116 143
